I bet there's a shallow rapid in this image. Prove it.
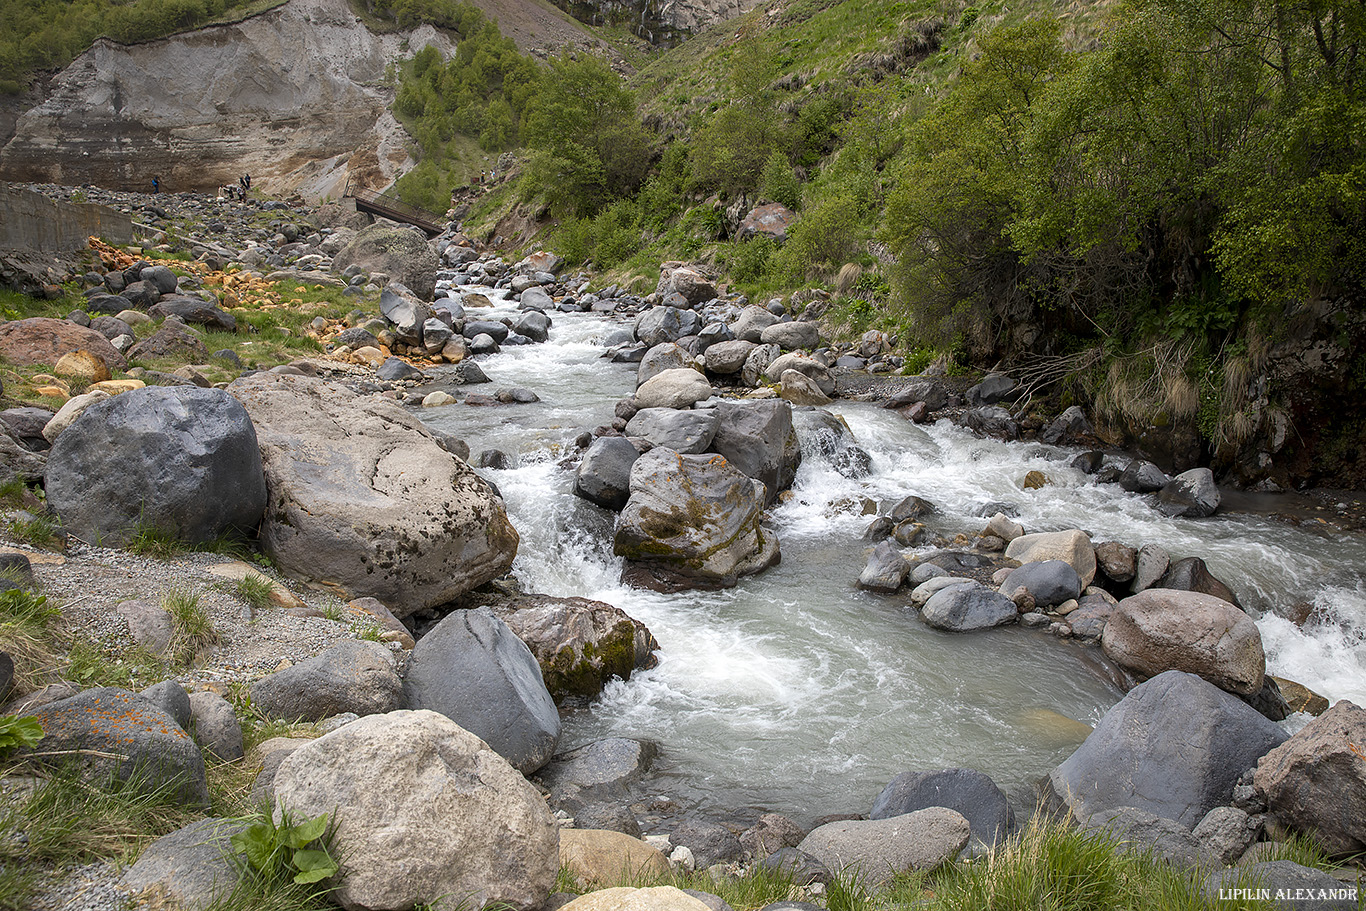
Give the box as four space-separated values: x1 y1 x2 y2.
417 300 1366 824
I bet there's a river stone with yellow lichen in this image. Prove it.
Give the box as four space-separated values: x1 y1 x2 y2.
614 448 779 592
229 373 517 618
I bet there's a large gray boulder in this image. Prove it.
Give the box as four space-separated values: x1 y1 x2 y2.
634 369 713 409
379 284 436 347
637 343 693 388
1102 589 1265 695
1253 700 1366 856
44 386 265 546
708 399 802 504
998 560 1082 609
487 595 659 704
230 374 517 617
731 305 779 343
1004 529 1097 587
636 307 701 347
537 737 658 808
796 809 970 884
24 687 208 805
1081 806 1214 868
921 582 1018 632
870 768 1013 849
762 352 835 397
794 409 872 479
858 541 910 593
760 321 821 350
273 710 558 911
249 641 403 722
331 224 438 300
148 296 237 332
614 448 779 591
403 607 560 774
626 407 720 454
574 437 641 511
1049 671 1289 828
1157 468 1221 518
702 339 755 375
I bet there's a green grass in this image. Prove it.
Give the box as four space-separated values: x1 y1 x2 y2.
0 765 198 910
125 523 189 559
4 514 57 549
0 589 61 695
233 573 275 612
162 586 219 667
0 478 29 508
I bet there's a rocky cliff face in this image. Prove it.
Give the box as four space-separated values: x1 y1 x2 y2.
554 0 764 46
0 0 611 201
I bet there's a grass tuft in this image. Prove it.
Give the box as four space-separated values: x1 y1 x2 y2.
4 514 57 549
126 523 189 559
232 573 275 612
163 586 219 667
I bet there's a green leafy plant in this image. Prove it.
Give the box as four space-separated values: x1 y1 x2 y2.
230 810 338 886
0 713 42 756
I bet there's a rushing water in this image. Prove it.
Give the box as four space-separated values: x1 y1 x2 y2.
417 296 1366 825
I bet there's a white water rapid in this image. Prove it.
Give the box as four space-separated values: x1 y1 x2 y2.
416 298 1366 824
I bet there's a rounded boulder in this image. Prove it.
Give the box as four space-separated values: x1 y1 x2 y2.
44 386 266 546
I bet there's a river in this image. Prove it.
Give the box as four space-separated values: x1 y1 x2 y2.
416 295 1366 826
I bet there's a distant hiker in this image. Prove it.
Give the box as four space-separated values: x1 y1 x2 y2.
152 176 160 194
244 174 252 191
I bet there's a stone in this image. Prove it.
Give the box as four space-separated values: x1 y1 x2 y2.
1253 700 1366 856
117 599 173 656
870 768 1014 849
708 399 802 504
1095 541 1137 583
24 687 208 805
921 582 1018 631
741 343 780 387
967 373 1016 405
118 817 249 911
778 369 831 406
272 710 558 911
574 437 641 511
670 817 743 868
1004 529 1096 587
1048 671 1289 828
487 596 658 704
1157 556 1240 606
796 809 971 884
732 305 780 342
230 374 517 616
1207 861 1359 910
762 352 835 396
1119 460 1168 493
0 317 127 372
53 350 111 384
558 886 713 911
423 390 457 407
1273 676 1330 715
249 641 403 723
615 448 779 592
667 267 717 305
128 322 210 362
573 803 642 837
1158 468 1221 518
1132 543 1170 593
635 368 712 409
332 225 438 300
626 408 719 454
999 560 1082 609
1040 405 1091 444
760 321 821 350
703 339 756 374
560 829 670 886
758 849 831 886
515 309 551 343
188 691 244 762
404 607 560 774
140 680 191 730
858 541 910 593
983 512 1023 543
1081 806 1215 868
740 814 806 861
149 297 237 332
637 343 692 388
44 386 266 546
636 307 701 347
1192 806 1260 865
1102 589 1265 695
737 203 797 242
376 356 425 382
